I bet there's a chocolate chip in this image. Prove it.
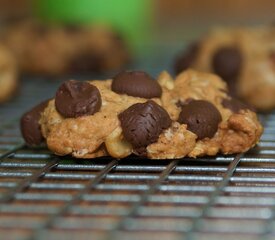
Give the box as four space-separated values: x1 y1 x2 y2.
20 100 49 146
111 71 162 99
174 42 200 74
222 98 254 113
119 100 172 155
178 100 222 139
212 46 242 83
69 52 103 73
55 80 101 118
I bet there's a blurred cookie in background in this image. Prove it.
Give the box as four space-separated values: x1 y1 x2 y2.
0 19 130 76
174 26 275 111
0 43 18 103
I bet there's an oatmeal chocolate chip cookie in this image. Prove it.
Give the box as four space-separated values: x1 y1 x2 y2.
0 44 18 103
1 20 130 76
21 69 263 159
174 26 275 111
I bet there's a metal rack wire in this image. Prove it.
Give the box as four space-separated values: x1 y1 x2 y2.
1 78 275 240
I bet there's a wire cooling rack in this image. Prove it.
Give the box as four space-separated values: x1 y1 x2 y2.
1 71 275 240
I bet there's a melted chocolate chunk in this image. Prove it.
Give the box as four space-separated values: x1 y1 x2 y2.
174 42 200 74
111 71 162 99
20 100 49 146
69 52 103 73
212 46 242 82
222 98 254 113
178 100 222 139
119 101 171 155
55 80 101 118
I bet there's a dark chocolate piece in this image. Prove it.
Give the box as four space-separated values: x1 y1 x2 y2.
111 71 162 99
212 46 242 82
20 100 49 146
119 100 171 155
55 80 101 118
178 100 222 139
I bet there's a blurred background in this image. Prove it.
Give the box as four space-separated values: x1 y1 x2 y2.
0 0 273 74
0 0 275 45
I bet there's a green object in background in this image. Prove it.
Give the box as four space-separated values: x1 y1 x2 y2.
33 0 153 48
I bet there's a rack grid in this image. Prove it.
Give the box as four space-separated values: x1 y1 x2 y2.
1 77 275 240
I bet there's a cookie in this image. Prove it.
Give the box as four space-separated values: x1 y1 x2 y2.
1 20 130 76
0 43 18 103
21 70 263 159
174 26 275 111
